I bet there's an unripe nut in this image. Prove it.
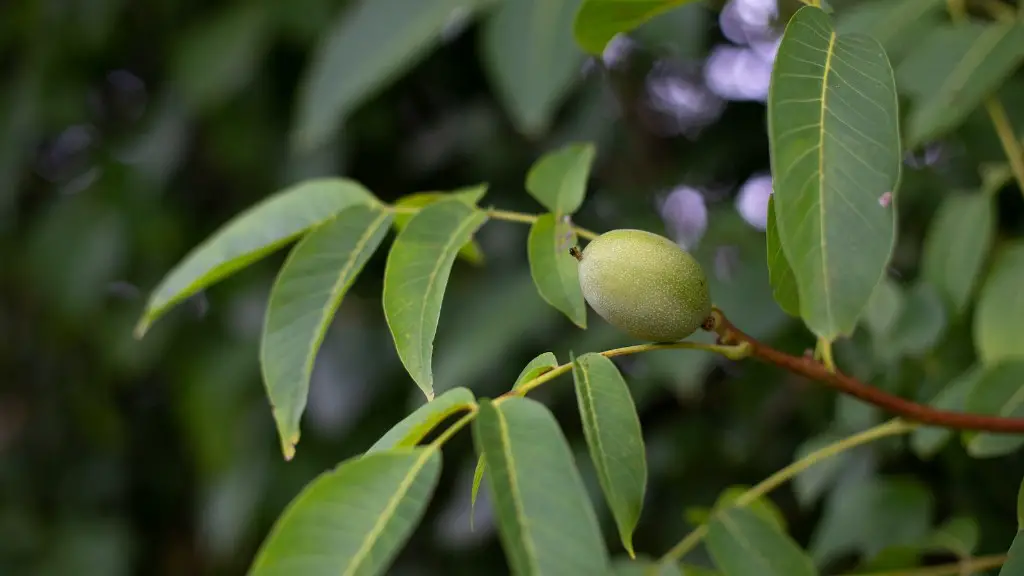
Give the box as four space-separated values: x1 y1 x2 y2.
575 229 712 342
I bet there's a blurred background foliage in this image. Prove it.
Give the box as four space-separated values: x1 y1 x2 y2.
3 0 1024 574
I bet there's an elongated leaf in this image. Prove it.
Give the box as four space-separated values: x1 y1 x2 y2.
963 360 1024 457
712 487 787 531
481 0 584 136
383 199 489 399
474 351 562 526
512 351 560 392
392 186 488 265
834 0 945 62
768 5 902 341
528 214 587 328
136 178 377 337
571 352 647 557
250 448 441 576
923 516 978 558
911 366 983 459
261 205 393 460
887 281 947 357
862 276 903 337
766 195 800 317
525 142 595 216
706 506 817 576
896 21 1024 148
922 192 994 314
572 0 697 55
368 387 475 454
292 0 493 151
973 243 1024 364
472 396 610 575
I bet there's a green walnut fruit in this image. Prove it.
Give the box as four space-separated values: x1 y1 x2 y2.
573 229 712 342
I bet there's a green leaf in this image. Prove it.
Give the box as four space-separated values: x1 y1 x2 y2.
292 0 494 151
135 178 377 337
469 454 487 531
481 0 585 136
392 186 488 265
472 396 610 575
887 281 947 357
1018 475 1024 530
999 532 1024 576
383 199 489 399
896 20 1024 148
572 0 697 56
766 195 800 317
528 214 587 328
921 192 994 315
706 506 817 576
249 448 441 576
810 477 933 564
525 142 595 216
512 352 560 392
791 432 853 507
473 351 562 527
768 6 902 341
571 352 647 558
834 0 945 63
172 3 270 113
964 360 1024 457
923 516 978 557
261 205 394 460
367 387 476 454
862 276 903 338
910 366 983 459
974 243 1024 364
712 487 788 532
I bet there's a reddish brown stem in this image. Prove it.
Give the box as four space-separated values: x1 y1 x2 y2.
708 309 1024 433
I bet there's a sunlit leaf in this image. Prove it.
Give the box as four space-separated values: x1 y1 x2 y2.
472 396 610 575
473 351 562 526
135 178 377 337
525 142 595 216
383 199 489 399
571 352 647 557
261 205 393 460
810 477 933 564
766 195 800 317
481 0 584 136
528 214 587 328
572 0 698 56
367 387 476 454
706 505 817 576
921 192 994 315
172 3 270 113
768 6 902 341
963 360 1024 457
974 243 1024 364
393 185 488 265
896 20 1024 148
292 0 495 151
834 0 945 62
512 351 560 392
250 448 441 576
911 366 983 459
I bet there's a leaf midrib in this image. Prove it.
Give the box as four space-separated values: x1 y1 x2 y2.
343 449 435 576
493 404 541 572
817 30 838 334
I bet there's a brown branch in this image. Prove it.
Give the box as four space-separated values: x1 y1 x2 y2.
705 309 1024 433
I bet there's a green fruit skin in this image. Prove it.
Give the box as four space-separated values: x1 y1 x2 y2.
577 229 712 342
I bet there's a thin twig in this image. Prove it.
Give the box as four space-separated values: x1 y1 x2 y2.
708 309 1024 432
840 553 1006 576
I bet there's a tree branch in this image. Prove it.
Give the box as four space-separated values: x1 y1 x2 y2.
705 308 1024 433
